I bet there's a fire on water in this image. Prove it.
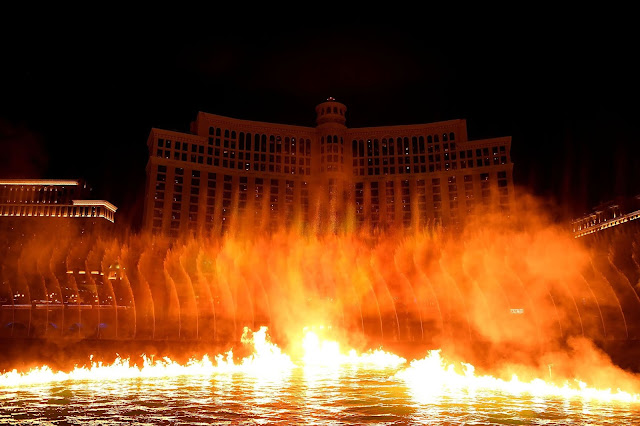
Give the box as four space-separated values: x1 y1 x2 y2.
0 326 638 404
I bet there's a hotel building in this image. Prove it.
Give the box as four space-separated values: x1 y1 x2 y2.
0 180 119 311
572 195 640 239
0 179 117 224
143 98 515 237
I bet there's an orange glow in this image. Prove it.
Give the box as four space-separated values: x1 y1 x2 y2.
1 193 640 408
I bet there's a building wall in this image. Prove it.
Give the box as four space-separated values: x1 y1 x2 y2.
143 100 515 237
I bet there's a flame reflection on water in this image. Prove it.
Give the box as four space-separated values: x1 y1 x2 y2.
1 371 638 425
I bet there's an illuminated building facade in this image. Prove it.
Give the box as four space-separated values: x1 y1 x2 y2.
0 180 121 321
0 180 117 223
572 195 640 238
143 98 515 237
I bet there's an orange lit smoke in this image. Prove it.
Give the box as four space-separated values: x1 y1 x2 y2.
1 193 640 396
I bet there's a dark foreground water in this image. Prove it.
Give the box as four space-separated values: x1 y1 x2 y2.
1 365 639 425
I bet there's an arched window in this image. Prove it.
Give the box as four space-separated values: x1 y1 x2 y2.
434 134 439 143
333 107 337 113
209 127 214 135
449 132 455 141
224 129 229 138
352 140 358 156
333 135 338 144
442 133 448 142
231 131 236 139
427 135 432 144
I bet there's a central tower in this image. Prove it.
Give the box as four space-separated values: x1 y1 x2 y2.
313 98 352 232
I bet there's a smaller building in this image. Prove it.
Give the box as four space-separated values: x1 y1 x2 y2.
572 195 640 238
0 179 117 223
0 180 123 339
0 179 118 255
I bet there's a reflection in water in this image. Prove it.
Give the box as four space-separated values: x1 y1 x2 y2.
1 369 639 425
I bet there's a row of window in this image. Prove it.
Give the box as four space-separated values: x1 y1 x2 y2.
0 186 78 204
352 134 457 158
152 166 311 232
352 154 509 176
0 204 114 222
318 105 345 116
155 148 313 175
205 128 312 155
156 137 313 175
352 139 506 161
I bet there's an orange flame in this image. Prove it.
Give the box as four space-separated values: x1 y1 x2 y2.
1 327 639 405
396 350 640 403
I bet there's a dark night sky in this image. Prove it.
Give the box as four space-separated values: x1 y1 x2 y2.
1 12 639 228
